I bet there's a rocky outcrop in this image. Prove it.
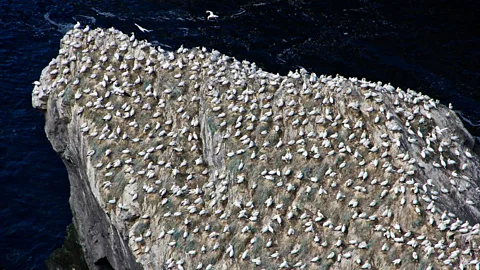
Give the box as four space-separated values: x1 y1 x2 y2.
45 224 89 270
33 25 480 270
34 42 141 270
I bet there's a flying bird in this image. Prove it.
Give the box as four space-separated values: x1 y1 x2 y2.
134 23 152 33
206 11 218 20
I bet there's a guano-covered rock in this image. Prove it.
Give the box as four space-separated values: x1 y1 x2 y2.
33 25 480 270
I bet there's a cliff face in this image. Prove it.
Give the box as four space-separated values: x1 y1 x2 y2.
34 51 141 270
33 25 480 270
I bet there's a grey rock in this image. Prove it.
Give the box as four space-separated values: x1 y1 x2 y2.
33 25 480 269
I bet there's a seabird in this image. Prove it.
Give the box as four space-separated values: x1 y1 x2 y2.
134 23 152 33
206 10 219 20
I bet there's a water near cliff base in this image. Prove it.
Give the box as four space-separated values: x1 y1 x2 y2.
1 0 479 269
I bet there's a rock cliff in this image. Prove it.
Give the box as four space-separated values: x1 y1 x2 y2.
33 25 480 269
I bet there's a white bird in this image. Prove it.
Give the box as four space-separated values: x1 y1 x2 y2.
206 10 219 20
279 260 289 268
134 23 152 33
361 261 372 269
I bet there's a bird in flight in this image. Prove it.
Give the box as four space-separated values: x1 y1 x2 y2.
134 23 152 33
206 11 219 20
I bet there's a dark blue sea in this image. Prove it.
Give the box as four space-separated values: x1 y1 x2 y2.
0 0 479 269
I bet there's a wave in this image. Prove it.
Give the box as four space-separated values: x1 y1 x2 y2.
456 110 480 128
43 13 75 34
73 15 96 25
91 7 123 20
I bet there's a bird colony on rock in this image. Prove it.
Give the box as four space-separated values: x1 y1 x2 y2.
32 24 480 269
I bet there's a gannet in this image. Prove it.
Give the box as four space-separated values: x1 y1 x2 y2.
134 23 152 33
206 10 219 20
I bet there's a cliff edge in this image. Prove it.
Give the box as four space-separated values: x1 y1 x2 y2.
33 25 480 269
